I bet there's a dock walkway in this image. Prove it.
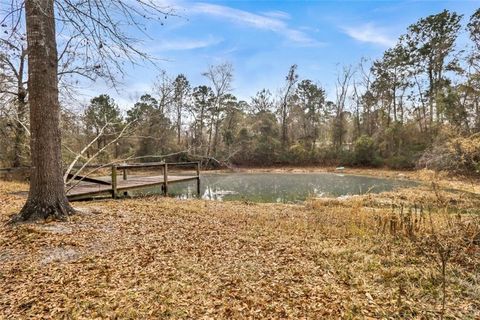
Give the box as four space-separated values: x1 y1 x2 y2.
66 162 200 201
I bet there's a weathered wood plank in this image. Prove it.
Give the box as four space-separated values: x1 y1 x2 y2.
66 173 111 185
66 175 198 200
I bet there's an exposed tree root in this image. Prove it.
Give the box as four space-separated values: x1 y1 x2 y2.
10 198 76 223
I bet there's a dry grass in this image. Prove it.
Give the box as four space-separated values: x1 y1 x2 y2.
0 180 479 319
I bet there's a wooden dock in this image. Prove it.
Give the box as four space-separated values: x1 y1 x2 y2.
66 162 200 201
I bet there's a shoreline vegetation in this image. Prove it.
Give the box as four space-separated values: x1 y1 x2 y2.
1 168 479 318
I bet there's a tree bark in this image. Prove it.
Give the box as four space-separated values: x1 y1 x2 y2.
206 121 213 157
197 107 205 154
176 106 181 145
428 66 434 128
12 0 74 222
212 117 220 156
281 98 289 148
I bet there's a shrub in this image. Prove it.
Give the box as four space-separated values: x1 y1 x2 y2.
417 130 480 175
338 149 356 166
287 143 310 164
353 135 382 167
385 155 415 169
315 147 340 165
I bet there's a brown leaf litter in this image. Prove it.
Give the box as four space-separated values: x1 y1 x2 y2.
0 180 479 319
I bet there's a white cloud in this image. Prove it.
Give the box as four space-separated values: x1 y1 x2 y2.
151 36 222 51
342 23 396 47
262 10 291 20
193 3 284 30
191 2 321 46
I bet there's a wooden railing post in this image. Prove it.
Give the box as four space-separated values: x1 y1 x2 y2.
163 163 168 196
122 168 128 197
196 162 201 196
111 165 118 199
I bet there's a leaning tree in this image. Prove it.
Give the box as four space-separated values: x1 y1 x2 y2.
2 0 173 222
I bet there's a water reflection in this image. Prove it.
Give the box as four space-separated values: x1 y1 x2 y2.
160 172 418 203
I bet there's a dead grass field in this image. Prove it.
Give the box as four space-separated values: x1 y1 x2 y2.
1 174 479 319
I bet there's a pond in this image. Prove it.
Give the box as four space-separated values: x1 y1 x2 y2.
135 172 418 203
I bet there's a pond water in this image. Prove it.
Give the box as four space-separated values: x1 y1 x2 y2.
135 172 418 203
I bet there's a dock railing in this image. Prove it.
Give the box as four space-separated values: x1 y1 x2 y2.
111 161 201 198
2 161 202 201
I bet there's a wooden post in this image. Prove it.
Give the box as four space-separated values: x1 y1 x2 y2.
111 165 118 199
163 163 168 196
196 162 201 196
122 168 128 197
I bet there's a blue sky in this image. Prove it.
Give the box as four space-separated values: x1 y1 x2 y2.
87 0 480 109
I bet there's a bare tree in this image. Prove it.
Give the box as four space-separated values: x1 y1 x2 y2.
278 64 298 148
153 70 175 115
0 32 28 167
3 0 174 222
9 0 75 221
333 65 354 150
202 63 233 156
64 120 134 185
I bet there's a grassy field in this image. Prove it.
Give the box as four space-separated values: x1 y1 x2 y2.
1 171 479 319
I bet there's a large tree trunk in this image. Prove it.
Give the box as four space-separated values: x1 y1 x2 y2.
12 0 74 222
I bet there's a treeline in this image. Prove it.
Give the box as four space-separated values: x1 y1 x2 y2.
1 9 480 174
